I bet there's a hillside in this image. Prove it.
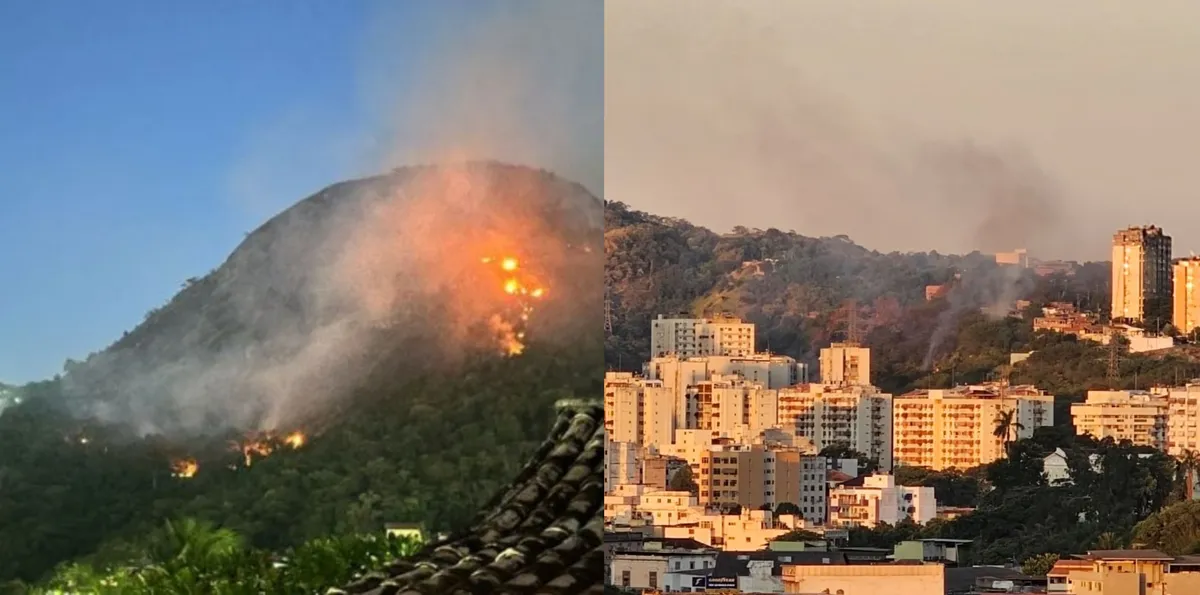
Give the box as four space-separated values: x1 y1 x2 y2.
604 202 1200 566
604 202 1192 400
0 162 604 584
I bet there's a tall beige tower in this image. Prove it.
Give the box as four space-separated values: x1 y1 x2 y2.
1175 257 1200 335
1111 226 1173 325
820 343 871 386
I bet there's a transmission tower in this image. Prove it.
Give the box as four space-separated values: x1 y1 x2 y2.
604 287 614 336
834 299 866 345
1107 329 1120 385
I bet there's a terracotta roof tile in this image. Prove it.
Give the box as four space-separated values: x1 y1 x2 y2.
328 399 603 594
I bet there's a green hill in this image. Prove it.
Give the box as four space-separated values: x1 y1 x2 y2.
0 162 604 584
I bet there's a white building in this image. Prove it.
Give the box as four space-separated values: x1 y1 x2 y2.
604 372 677 447
828 474 937 528
776 383 894 471
645 353 808 397
650 314 756 358
1167 383 1200 457
820 343 872 386
1043 448 1073 485
1071 390 1169 450
609 546 718 591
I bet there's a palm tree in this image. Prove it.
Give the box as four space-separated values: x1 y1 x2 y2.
1094 531 1123 550
1177 449 1200 500
142 518 244 570
993 410 1025 457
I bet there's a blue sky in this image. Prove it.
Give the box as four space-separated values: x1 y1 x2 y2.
0 0 602 383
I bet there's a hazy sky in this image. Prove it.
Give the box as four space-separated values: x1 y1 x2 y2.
607 0 1200 262
0 0 601 383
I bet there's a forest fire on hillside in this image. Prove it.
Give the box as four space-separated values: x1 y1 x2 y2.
171 458 198 479
480 255 546 356
236 430 307 466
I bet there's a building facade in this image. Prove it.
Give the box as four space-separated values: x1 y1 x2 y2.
1112 225 1173 324
1167 383 1200 457
893 384 1054 470
650 314 756 358
603 372 677 447
819 343 872 386
776 384 894 471
827 474 936 528
1071 390 1169 450
1175 257 1200 335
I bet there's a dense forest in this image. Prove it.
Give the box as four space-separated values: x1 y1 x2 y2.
0 163 605 591
605 201 1200 566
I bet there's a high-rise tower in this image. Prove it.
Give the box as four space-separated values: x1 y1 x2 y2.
1111 225 1172 325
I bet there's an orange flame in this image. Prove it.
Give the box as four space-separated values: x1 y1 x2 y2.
285 431 306 449
171 458 198 479
480 253 549 357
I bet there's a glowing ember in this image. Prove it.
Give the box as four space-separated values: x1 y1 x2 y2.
285 431 306 449
480 253 549 357
171 458 198 479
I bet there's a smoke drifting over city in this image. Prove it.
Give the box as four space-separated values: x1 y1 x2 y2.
607 0 1200 260
59 2 603 437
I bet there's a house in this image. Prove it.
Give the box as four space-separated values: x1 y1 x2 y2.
1053 549 1200 595
893 538 973 565
944 566 1044 594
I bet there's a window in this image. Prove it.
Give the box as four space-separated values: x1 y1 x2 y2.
621 571 631 587
649 571 658 589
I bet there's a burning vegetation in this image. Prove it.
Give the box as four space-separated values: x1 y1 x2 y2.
168 430 307 478
236 430 307 466
480 254 547 356
171 458 198 479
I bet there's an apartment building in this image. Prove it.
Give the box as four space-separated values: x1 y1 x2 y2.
776 384 894 471
605 439 641 491
1175 257 1200 335
893 383 1054 470
828 474 936 528
650 314 756 358
604 372 676 447
1071 390 1169 450
692 444 828 520
819 343 872 386
1112 225 1173 324
688 375 777 441
645 353 808 397
1167 383 1200 457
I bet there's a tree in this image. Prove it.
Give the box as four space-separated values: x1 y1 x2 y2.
1178 450 1200 501
1133 501 1200 555
1094 532 1124 550
993 410 1024 457
774 529 822 542
774 502 801 516
819 443 879 475
1021 553 1059 577
668 465 699 495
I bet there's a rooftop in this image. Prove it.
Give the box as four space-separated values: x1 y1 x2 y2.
328 399 603 594
1080 549 1174 561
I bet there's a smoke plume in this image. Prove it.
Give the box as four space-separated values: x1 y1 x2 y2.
606 0 1085 259
59 2 603 437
